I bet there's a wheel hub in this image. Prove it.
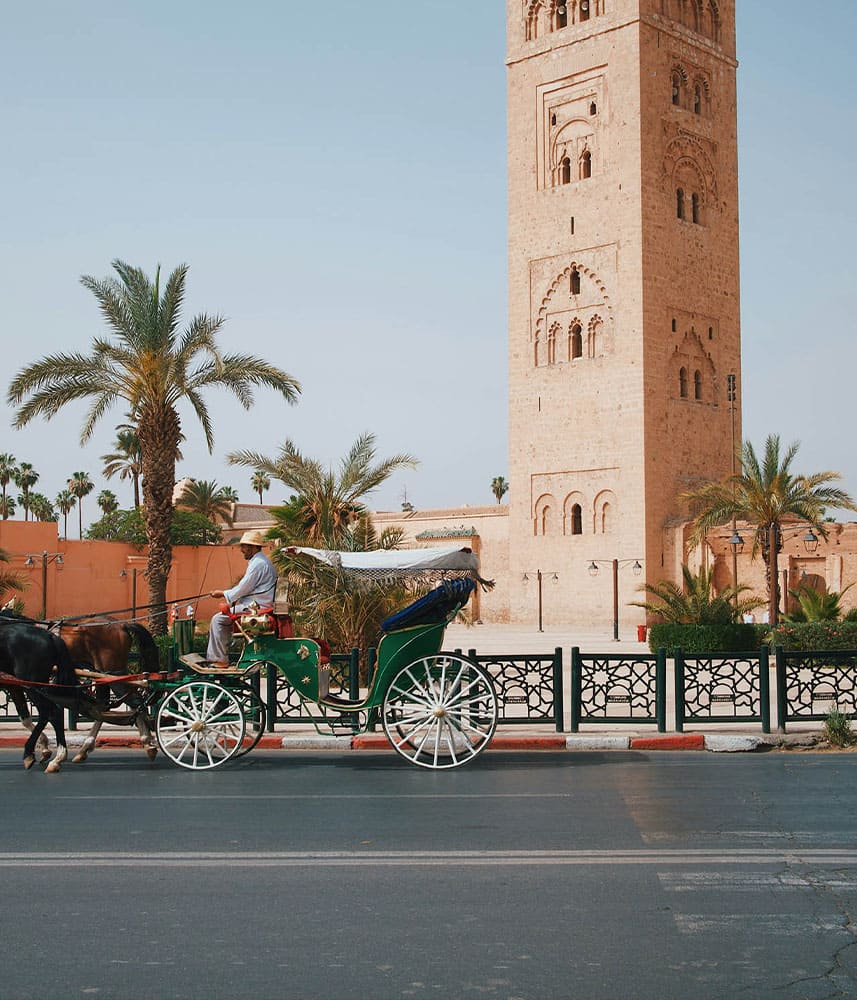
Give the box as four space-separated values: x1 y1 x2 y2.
433 707 447 718
190 720 206 733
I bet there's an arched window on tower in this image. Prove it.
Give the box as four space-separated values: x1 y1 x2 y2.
679 367 688 398
580 0 590 21
580 150 592 179
560 156 571 185
694 369 702 400
672 73 682 107
571 503 582 535
555 3 568 28
547 324 558 365
587 318 600 358
589 101 597 115
691 192 700 224
676 188 685 219
570 323 583 360
570 268 581 295
693 85 702 114
600 501 611 534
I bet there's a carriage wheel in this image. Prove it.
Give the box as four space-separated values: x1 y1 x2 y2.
156 681 246 770
229 680 268 757
382 654 497 770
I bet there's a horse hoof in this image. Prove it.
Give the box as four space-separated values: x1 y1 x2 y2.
72 752 88 764
23 756 35 770
146 746 158 761
45 760 62 773
39 750 52 763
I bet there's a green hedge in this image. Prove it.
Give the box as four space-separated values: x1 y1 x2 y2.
648 622 767 653
769 621 857 651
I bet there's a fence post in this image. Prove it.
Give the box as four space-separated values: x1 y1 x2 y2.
367 646 378 731
656 647 666 733
553 647 564 732
266 662 277 730
775 645 787 733
759 646 771 734
349 648 360 733
570 646 581 733
674 648 684 732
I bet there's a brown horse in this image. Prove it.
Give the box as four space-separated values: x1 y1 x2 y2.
57 621 161 762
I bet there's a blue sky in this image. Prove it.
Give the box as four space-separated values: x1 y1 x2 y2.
1 1 855 528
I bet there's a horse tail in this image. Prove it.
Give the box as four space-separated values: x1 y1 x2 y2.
125 623 160 672
52 634 79 690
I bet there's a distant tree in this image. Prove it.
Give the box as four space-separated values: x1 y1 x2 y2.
67 471 94 538
221 486 239 503
28 493 57 522
0 496 15 520
14 461 39 521
87 507 222 546
55 490 76 539
250 470 270 505
491 476 509 504
101 426 143 508
0 454 18 509
8 260 301 633
631 564 762 625
0 546 27 603
175 479 235 543
97 489 119 517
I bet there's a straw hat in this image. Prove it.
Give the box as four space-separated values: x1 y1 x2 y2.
238 529 268 547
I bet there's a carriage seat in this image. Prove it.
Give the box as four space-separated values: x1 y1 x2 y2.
219 601 294 639
380 578 476 632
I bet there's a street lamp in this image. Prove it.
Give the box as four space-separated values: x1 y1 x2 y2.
24 550 63 620
765 525 820 626
522 570 559 632
588 558 643 641
727 373 739 591
728 528 745 604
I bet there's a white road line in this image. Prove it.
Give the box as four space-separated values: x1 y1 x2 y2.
52 793 576 800
1 849 857 868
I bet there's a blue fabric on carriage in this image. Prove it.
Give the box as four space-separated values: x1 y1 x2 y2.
380 578 476 633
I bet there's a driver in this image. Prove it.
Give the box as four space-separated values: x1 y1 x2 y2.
207 529 277 668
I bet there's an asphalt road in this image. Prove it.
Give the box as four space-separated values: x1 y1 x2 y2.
1 748 856 1000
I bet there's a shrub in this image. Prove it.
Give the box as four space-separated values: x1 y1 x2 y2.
648 622 765 654
769 622 857 651
824 706 855 747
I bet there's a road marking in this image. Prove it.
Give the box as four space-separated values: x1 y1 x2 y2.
2 849 857 868
53 793 577 801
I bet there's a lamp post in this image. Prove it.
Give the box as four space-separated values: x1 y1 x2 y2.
522 570 558 632
588 558 643 641
24 550 63 620
765 524 820 626
120 566 139 619
727 373 739 591
728 527 744 604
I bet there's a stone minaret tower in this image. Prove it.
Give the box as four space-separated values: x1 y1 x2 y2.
507 0 741 627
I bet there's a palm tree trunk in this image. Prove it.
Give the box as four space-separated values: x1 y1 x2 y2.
139 408 181 636
78 501 83 538
133 472 140 509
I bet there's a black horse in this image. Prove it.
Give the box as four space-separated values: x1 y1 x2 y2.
0 618 79 772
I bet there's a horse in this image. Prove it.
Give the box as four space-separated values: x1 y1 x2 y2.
56 620 161 762
0 619 78 772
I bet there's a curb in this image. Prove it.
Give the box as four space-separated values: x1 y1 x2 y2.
630 734 705 751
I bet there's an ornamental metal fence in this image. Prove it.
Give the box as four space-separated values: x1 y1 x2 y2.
675 648 771 734
460 647 564 732
570 647 666 732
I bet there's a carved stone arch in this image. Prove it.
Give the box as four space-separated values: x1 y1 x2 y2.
670 63 689 85
587 313 603 357
668 331 717 402
707 0 721 41
563 492 586 536
568 318 583 360
688 0 702 32
670 64 688 108
550 119 594 181
534 262 612 348
534 492 558 536
691 74 711 116
547 321 560 365
526 0 545 40
593 489 616 534
663 134 718 205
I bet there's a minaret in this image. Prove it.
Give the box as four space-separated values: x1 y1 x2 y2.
506 0 740 626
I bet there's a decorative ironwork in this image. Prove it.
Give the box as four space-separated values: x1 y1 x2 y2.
0 689 16 722
679 653 763 722
776 649 857 727
464 648 563 730
571 649 665 730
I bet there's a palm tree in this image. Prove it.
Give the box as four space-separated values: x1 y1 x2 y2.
7 260 301 632
631 564 762 625
28 493 57 522
175 479 235 543
0 495 16 520
680 435 857 623
102 426 143 508
228 432 418 547
0 454 18 509
96 489 119 517
250 470 271 505
13 461 39 521
491 476 509 504
0 546 26 604
67 471 94 538
55 490 76 539
785 583 854 623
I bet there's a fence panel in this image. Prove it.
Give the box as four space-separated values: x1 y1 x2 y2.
570 647 665 732
775 648 857 731
464 648 564 731
674 648 770 733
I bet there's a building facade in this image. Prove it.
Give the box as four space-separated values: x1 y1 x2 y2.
507 0 741 625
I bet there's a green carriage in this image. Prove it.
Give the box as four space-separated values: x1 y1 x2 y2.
155 546 498 771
